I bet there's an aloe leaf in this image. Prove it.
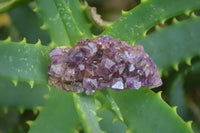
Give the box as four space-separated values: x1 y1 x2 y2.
0 40 51 85
103 0 200 44
28 89 79 133
9 4 50 44
73 94 102 133
53 0 83 45
36 0 91 46
0 79 48 108
0 0 30 13
35 0 71 46
136 17 200 71
65 0 92 38
95 90 123 122
97 110 127 133
168 74 188 120
109 88 193 133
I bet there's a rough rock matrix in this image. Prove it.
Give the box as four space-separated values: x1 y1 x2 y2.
48 35 162 95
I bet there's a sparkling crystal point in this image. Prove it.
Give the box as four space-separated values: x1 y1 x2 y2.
101 58 115 71
129 64 135 72
112 78 124 90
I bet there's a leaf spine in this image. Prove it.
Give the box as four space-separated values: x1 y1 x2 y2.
191 12 197 18
33 7 39 12
121 10 128 16
172 18 179 24
81 3 87 11
80 32 84 38
160 19 166 25
11 80 18 87
172 106 178 114
126 128 133 133
48 41 56 48
184 11 190 16
35 39 42 46
46 85 51 91
36 106 42 111
185 57 192 66
157 91 162 99
97 117 103 122
112 116 119 123
28 81 34 88
142 32 146 37
26 120 33 126
5 36 11 42
33 108 38 115
19 107 25 114
173 63 179 71
155 25 162 31
40 24 48 30
141 0 148 4
158 69 163 77
20 37 27 43
186 121 192 129
92 34 97 38
105 23 112 29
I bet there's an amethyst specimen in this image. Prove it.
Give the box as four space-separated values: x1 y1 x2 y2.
48 35 162 95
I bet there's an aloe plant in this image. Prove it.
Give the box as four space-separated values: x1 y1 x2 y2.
0 0 200 133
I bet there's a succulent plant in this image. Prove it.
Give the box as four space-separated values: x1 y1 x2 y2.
0 0 200 133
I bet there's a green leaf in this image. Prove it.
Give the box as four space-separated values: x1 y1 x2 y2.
9 4 50 44
136 17 200 71
65 0 92 38
73 94 102 133
35 0 71 46
0 40 51 85
36 0 91 46
95 90 123 122
0 79 48 108
109 88 193 133
0 0 30 13
53 0 83 45
103 0 200 44
168 74 188 120
29 89 79 133
97 110 127 133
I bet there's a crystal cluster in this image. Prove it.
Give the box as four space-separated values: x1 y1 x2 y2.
48 35 162 95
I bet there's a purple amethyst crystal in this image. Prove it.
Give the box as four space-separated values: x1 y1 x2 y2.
48 35 162 95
